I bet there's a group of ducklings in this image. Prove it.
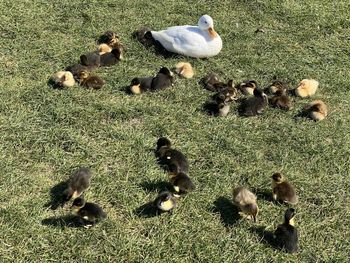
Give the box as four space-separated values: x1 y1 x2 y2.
202 73 328 120
54 167 107 228
49 31 124 89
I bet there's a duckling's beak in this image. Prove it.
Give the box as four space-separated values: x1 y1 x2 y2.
208 27 218 39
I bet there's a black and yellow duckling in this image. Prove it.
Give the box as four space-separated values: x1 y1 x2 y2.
237 80 258 95
98 30 119 45
129 77 153 94
100 48 122 67
269 89 293 111
156 137 189 175
213 80 239 103
238 88 268 117
169 172 195 197
204 93 230 117
302 100 328 121
233 187 259 222
264 79 288 95
62 167 92 203
272 173 298 205
80 52 101 67
175 62 194 79
50 71 75 88
71 197 107 228
77 71 106 89
154 191 177 214
98 43 112 55
274 208 299 253
202 73 221 92
294 79 319 98
66 63 93 78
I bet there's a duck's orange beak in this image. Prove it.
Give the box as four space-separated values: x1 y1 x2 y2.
208 27 218 39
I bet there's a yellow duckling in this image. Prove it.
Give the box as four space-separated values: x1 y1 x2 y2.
294 79 319 98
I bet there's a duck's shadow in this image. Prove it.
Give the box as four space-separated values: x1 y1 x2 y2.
41 215 84 228
249 226 277 249
133 202 160 218
139 180 173 193
210 196 240 227
44 181 68 210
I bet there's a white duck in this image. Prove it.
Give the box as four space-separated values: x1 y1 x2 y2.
150 15 222 58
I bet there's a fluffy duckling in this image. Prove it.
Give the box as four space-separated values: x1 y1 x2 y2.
272 173 298 205
237 80 258 95
169 172 195 197
269 90 293 111
98 43 112 55
238 88 268 117
302 100 328 121
233 187 258 222
204 93 230 117
294 79 319 98
264 79 288 95
156 137 189 174
98 30 119 45
202 73 220 92
77 71 106 89
100 48 122 67
175 62 194 79
50 71 75 88
274 208 299 253
62 167 92 203
72 197 107 228
66 63 92 77
154 191 176 213
213 80 239 103
151 67 174 90
129 77 153 94
80 52 101 67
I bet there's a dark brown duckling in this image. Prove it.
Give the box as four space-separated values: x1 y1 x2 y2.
264 79 288 95
80 52 100 67
154 191 177 213
100 48 121 67
62 167 92 203
238 88 268 117
77 71 106 89
272 173 298 205
202 73 221 92
269 89 293 110
274 208 299 253
72 197 107 228
169 172 195 197
151 67 174 91
237 80 258 95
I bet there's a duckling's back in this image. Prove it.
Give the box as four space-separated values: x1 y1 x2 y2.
275 224 298 253
163 148 189 174
274 182 298 204
233 187 257 206
79 202 107 221
68 168 91 193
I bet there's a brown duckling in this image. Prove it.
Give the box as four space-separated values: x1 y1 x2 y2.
151 67 174 90
294 79 319 98
213 80 239 103
202 73 221 92
233 187 258 222
80 52 100 67
238 88 268 117
175 62 194 79
264 79 288 95
77 71 106 89
169 172 195 197
272 173 298 205
269 89 293 111
237 80 258 95
66 63 93 78
72 197 107 228
98 43 112 55
204 93 230 117
50 71 75 88
274 208 299 253
302 100 328 121
62 167 92 203
100 48 121 67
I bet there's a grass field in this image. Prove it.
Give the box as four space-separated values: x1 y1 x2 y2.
1 0 350 262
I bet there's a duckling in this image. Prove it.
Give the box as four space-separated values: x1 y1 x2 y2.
213 80 238 103
129 77 153 94
80 52 101 67
98 30 119 45
77 71 106 89
264 79 288 95
238 88 268 117
98 43 112 55
50 71 75 88
71 197 107 228
66 63 92 78
302 100 328 121
294 79 319 98
269 90 293 111
237 80 258 95
62 167 92 203
204 93 230 117
100 48 121 67
156 137 189 174
202 73 221 92
175 62 194 79
272 173 298 205
151 67 174 90
169 172 195 197
274 208 299 253
233 187 258 222
154 191 176 213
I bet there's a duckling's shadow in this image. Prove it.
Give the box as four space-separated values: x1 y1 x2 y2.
44 181 68 210
249 226 277 249
139 180 173 193
47 79 64 90
42 215 84 228
121 85 133 95
255 189 273 202
202 100 218 116
210 196 240 227
133 202 160 218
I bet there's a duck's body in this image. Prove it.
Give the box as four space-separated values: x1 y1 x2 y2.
150 15 222 58
233 187 259 222
169 172 195 197
154 191 176 213
274 208 299 253
72 197 106 227
63 167 92 203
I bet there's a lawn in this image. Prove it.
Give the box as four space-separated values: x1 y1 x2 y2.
0 0 350 262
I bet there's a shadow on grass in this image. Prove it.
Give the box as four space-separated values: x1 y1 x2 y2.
139 180 173 193
44 181 68 210
210 196 240 227
255 189 274 202
133 202 160 218
42 215 83 228
249 226 277 249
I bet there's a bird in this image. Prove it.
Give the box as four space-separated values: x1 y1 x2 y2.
302 100 328 121
154 191 177 213
129 77 153 94
98 43 112 55
264 79 288 95
213 80 239 103
71 197 107 228
232 187 258 222
294 79 319 98
143 15 222 58
156 137 189 175
274 208 299 253
238 88 268 117
66 63 94 77
80 52 101 67
269 89 293 111
237 80 258 95
62 167 92 203
272 173 298 205
77 71 106 89
201 73 221 92
175 62 194 78
169 172 195 197
204 92 231 117
100 48 121 67
50 71 75 88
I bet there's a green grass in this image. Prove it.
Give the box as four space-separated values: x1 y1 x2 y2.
1 0 350 262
